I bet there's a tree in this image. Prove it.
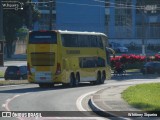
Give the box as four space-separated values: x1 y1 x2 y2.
3 0 40 58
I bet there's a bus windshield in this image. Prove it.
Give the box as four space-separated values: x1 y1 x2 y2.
29 31 57 44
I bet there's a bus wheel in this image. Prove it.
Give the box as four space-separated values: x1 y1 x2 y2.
100 71 106 84
74 73 80 87
69 74 74 87
49 84 54 87
39 83 54 88
39 84 46 88
93 72 101 85
90 81 95 85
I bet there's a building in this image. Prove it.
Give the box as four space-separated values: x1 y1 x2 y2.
105 0 160 39
33 0 105 33
33 0 160 45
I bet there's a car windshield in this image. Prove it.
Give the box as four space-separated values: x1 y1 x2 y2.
145 62 156 66
117 44 123 47
19 66 27 73
6 66 19 72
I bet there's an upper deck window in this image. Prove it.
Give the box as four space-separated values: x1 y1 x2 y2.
61 34 104 49
29 31 57 44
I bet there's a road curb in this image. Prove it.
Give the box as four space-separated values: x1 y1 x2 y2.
88 94 125 119
88 97 113 117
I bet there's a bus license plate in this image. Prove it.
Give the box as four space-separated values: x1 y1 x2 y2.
35 72 52 81
40 77 46 80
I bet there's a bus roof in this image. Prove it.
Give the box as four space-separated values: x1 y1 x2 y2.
57 30 107 37
30 30 107 37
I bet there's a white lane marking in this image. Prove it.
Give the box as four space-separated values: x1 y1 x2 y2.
2 104 6 108
4 93 29 111
76 91 107 119
76 91 96 111
6 99 11 102
3 93 61 120
2 91 106 120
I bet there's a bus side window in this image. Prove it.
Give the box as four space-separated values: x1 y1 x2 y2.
97 57 105 67
78 35 89 47
62 34 78 47
97 36 103 49
89 35 97 47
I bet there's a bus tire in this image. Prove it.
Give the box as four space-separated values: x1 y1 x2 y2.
100 71 106 84
93 72 101 85
74 73 80 87
39 83 54 88
90 81 95 85
69 74 74 87
39 84 46 88
49 84 54 87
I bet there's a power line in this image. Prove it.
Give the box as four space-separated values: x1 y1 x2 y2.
26 0 160 11
56 0 160 11
94 0 160 10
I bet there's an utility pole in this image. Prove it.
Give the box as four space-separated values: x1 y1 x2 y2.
140 0 146 56
142 10 146 56
49 0 53 30
0 0 3 39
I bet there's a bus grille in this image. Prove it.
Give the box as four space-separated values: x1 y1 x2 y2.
31 52 55 66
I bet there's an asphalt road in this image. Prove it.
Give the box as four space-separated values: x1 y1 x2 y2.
0 74 160 120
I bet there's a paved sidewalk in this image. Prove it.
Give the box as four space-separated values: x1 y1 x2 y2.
89 85 140 118
89 79 160 119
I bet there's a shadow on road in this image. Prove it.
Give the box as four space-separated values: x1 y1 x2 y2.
0 83 97 94
1 72 159 94
111 72 160 81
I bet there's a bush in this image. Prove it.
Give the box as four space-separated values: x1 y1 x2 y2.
110 54 160 69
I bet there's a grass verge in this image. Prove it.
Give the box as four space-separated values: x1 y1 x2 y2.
0 71 4 78
122 83 160 111
126 69 140 73
0 80 29 86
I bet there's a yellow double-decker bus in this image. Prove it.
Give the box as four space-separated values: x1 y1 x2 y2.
27 30 111 88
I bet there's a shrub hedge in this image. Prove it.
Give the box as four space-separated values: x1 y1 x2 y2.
110 54 160 69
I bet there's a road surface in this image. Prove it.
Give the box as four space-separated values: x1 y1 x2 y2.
0 74 160 120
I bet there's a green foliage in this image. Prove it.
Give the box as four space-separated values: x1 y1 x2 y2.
122 83 160 111
0 80 29 86
3 0 40 58
0 71 4 77
17 27 29 39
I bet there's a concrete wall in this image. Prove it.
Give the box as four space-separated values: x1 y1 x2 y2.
109 39 160 47
14 40 26 54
